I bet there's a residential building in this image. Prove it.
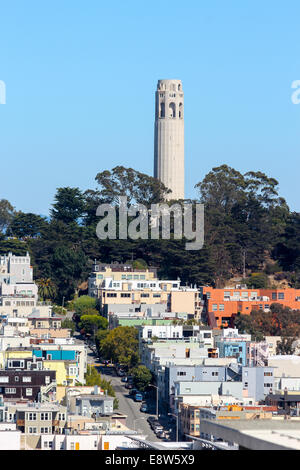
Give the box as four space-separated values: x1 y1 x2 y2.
201 285 300 329
0 369 56 401
88 262 158 298
242 366 275 403
27 308 62 329
15 402 67 434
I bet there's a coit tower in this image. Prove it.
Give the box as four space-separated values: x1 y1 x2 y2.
154 79 184 200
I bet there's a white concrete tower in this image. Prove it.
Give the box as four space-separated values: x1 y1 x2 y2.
154 79 184 200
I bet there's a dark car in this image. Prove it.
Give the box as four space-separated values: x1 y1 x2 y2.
147 416 156 424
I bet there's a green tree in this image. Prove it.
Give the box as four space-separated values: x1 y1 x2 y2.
61 318 76 335
99 326 139 368
0 199 15 233
131 365 152 392
79 314 108 336
95 166 171 206
244 272 269 289
73 295 98 321
51 187 85 224
8 212 48 238
276 337 296 355
37 278 57 301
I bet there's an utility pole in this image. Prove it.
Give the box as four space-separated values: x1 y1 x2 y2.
242 249 246 279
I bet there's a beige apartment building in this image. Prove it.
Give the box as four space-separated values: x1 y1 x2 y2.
88 262 203 318
88 262 158 297
100 284 201 318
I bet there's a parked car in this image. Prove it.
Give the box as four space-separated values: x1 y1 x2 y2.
125 383 133 390
134 392 143 402
150 420 162 431
121 376 127 382
129 388 138 396
154 425 164 434
140 404 148 412
147 416 156 424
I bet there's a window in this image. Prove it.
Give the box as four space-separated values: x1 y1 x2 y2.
212 304 218 311
264 372 272 376
177 371 187 376
212 371 218 376
29 427 37 434
219 304 224 311
244 382 248 388
179 102 183 118
44 441 53 449
278 292 285 300
5 388 16 394
169 102 176 118
26 388 32 396
23 376 32 382
27 413 37 421
41 412 51 420
272 293 277 300
41 427 50 434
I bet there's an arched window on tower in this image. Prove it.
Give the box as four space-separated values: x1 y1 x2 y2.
160 102 165 118
179 102 183 118
169 102 176 118
178 84 181 91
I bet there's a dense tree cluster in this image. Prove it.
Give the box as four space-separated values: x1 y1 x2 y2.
0 165 298 303
233 303 300 340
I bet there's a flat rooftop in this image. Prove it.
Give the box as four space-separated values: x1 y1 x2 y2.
200 418 300 450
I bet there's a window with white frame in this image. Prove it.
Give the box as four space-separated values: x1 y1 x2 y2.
23 376 32 382
41 427 50 434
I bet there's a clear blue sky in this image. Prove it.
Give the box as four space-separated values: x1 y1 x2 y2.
0 0 300 215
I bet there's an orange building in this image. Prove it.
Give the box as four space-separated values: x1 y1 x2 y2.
202 286 300 329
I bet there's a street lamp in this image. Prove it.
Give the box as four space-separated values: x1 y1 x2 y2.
134 417 145 432
148 384 159 418
168 412 179 442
